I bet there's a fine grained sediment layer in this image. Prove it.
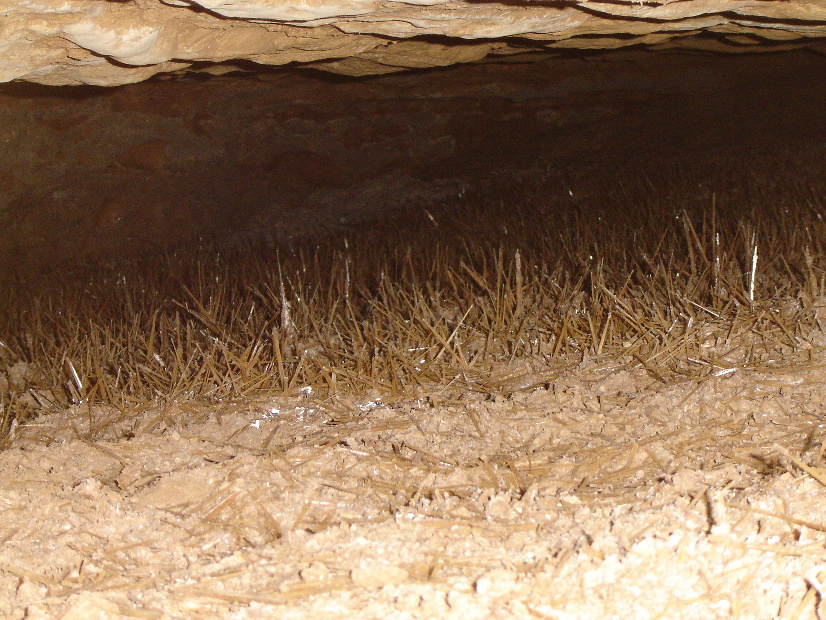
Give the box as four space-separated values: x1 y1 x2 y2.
2 0 826 85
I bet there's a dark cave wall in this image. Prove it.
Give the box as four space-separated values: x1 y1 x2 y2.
1 49 826 273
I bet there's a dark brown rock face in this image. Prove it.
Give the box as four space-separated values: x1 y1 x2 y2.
2 50 826 272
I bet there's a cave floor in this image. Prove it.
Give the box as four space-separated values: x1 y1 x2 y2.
3 48 826 619
2 352 826 618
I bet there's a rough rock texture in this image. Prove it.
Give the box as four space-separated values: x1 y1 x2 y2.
5 353 826 618
3 50 826 274
2 0 826 86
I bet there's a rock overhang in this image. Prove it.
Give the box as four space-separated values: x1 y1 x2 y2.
2 0 826 86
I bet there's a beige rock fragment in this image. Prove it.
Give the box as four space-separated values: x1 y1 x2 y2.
350 564 409 587
136 468 215 508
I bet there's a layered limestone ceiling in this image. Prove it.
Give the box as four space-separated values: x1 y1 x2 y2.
2 0 826 86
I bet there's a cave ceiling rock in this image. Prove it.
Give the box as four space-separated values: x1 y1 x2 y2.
1 0 825 85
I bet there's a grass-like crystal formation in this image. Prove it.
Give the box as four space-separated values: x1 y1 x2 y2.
1 156 825 447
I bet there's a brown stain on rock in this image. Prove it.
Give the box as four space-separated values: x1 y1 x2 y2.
261 150 347 189
95 197 129 229
189 111 216 137
35 114 89 133
0 167 17 192
115 139 171 172
109 80 214 118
